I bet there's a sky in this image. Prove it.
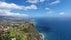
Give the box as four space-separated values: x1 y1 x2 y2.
0 0 71 18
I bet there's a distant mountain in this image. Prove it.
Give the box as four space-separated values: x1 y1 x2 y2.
0 16 31 19
0 16 17 19
0 16 34 24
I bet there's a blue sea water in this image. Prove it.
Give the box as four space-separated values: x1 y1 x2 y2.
35 17 71 40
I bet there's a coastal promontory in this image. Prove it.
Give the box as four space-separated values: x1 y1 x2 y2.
0 17 43 40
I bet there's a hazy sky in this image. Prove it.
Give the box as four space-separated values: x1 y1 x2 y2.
0 0 71 18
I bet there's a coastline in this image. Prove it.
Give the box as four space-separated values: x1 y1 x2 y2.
39 33 45 40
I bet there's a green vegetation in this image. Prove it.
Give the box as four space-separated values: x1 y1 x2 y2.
0 23 42 40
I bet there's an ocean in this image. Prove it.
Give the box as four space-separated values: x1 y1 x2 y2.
35 17 71 40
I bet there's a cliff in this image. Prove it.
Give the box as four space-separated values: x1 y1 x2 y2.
0 18 43 40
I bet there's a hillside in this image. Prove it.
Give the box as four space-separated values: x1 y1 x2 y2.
0 16 43 40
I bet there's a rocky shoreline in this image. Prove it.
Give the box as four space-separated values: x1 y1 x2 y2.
39 33 45 40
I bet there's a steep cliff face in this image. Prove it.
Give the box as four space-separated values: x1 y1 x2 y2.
21 23 42 40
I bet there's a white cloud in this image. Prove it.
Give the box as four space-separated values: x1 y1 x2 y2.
59 12 65 15
27 0 45 3
0 1 31 17
45 8 50 10
39 0 45 2
50 0 60 5
45 7 54 14
0 2 22 10
0 9 29 17
27 0 38 3
0 1 38 10
0 1 38 16
6 12 28 17
24 4 37 10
